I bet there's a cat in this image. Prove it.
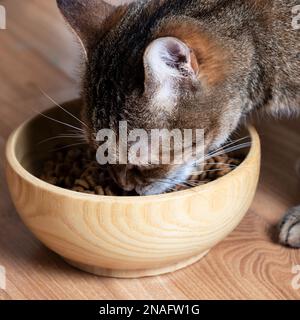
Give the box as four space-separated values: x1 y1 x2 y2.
57 0 300 247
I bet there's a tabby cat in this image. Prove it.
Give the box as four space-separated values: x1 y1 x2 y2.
57 0 300 247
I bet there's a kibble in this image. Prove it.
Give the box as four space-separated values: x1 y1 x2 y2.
39 146 243 196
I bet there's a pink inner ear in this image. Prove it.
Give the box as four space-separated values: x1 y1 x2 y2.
159 38 191 70
144 36 197 86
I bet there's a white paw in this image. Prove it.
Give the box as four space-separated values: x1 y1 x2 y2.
279 206 300 248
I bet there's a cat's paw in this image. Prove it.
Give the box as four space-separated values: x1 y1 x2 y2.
278 206 300 248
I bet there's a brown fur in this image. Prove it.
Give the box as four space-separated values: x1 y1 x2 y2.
57 0 300 189
100 5 129 39
156 20 229 86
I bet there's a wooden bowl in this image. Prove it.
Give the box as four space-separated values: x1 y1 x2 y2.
5 100 261 278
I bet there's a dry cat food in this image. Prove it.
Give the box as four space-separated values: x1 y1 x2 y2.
39 146 243 196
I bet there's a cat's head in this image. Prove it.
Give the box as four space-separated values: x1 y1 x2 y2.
57 0 249 195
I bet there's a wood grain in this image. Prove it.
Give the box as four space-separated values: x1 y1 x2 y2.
0 0 300 299
5 101 260 278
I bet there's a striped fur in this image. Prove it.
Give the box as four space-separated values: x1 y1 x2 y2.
58 0 300 246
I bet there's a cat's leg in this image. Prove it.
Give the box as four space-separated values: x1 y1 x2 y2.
278 205 300 248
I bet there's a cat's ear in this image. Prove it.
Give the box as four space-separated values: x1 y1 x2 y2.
57 0 126 55
144 37 199 85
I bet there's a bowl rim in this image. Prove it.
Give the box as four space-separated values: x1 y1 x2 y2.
6 105 260 203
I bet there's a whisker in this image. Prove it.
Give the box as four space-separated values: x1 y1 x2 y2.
207 136 250 156
38 87 90 129
154 177 204 189
37 134 86 145
181 136 250 160
200 142 251 163
35 110 85 133
154 179 188 190
195 162 239 167
212 142 251 156
191 168 235 175
192 164 254 176
51 142 86 152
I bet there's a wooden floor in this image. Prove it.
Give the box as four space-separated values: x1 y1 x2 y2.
0 0 300 300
